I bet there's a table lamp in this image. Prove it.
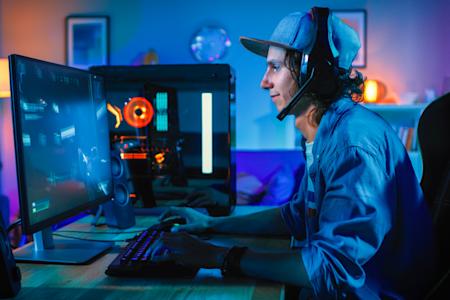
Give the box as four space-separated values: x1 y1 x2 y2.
363 79 386 103
0 58 10 98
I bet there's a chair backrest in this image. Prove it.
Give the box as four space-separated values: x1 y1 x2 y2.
418 92 450 277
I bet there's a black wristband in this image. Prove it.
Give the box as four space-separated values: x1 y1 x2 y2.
220 246 248 277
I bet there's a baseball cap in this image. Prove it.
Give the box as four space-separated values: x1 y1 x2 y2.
240 9 361 70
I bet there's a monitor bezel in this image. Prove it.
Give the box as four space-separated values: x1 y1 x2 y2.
9 54 112 235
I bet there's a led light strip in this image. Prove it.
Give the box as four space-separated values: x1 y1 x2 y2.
202 93 213 174
156 92 168 131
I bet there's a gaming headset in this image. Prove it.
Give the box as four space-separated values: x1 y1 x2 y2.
0 214 21 298
277 7 340 120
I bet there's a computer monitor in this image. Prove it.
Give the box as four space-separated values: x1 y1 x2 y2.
9 54 113 264
90 65 235 213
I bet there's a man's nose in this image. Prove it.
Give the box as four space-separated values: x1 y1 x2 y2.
260 71 273 89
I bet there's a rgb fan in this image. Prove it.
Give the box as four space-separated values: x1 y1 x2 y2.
124 97 154 128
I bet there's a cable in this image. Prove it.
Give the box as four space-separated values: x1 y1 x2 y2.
91 205 103 226
7 218 21 233
52 232 134 243
57 229 144 235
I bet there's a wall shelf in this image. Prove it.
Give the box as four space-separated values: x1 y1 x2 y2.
364 103 428 181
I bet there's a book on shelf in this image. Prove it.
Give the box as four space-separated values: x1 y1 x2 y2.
391 125 417 151
405 127 414 151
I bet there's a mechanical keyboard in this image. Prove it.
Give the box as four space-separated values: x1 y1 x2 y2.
105 223 198 278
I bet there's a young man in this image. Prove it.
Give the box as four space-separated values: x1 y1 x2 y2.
150 8 434 299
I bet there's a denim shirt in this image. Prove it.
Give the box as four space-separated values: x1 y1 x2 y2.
281 98 434 299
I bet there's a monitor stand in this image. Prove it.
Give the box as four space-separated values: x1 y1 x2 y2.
13 227 113 264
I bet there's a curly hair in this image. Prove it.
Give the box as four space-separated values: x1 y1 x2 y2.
284 49 365 124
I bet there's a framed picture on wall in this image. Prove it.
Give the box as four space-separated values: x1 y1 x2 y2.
66 16 109 69
333 10 367 68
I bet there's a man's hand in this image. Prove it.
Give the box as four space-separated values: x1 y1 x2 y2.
184 187 229 208
149 231 229 268
159 206 212 233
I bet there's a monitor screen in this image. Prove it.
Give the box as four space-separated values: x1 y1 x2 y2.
9 55 112 235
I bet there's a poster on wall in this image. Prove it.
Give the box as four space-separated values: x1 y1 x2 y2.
66 16 109 69
333 10 367 68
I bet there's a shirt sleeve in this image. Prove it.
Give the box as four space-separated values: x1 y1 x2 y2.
281 175 308 240
302 146 395 298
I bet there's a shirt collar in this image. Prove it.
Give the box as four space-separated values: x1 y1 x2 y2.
311 97 357 157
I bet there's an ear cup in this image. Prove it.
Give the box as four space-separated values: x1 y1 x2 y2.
0 215 21 298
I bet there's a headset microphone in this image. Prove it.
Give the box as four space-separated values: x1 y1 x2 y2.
277 67 315 121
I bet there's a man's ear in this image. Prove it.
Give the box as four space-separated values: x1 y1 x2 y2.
306 106 319 128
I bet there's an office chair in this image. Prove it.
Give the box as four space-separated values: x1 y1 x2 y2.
418 92 450 299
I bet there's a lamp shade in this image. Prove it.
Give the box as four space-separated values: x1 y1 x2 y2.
0 58 11 98
363 79 387 103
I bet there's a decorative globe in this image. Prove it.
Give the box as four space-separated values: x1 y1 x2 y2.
190 26 231 63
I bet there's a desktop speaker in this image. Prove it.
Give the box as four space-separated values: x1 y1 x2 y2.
0 215 21 298
103 150 136 229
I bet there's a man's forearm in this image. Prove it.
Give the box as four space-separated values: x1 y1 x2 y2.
240 249 313 288
208 207 290 236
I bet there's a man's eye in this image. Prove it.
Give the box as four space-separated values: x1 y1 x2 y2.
272 64 281 71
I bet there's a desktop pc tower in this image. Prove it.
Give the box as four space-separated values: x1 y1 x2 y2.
91 64 236 215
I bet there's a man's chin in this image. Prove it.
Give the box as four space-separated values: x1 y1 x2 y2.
276 105 285 113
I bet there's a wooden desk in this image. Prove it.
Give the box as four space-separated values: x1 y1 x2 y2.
13 213 289 300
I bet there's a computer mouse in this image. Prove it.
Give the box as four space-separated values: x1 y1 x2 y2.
159 216 187 231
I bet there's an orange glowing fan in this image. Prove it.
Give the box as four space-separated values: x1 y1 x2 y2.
123 97 154 128
154 152 165 164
